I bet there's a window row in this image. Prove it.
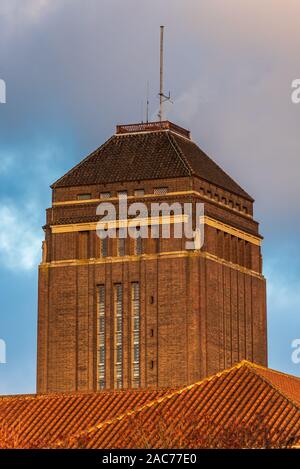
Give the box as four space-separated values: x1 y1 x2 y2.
215 231 253 269
99 236 143 258
77 232 164 260
97 283 141 390
77 187 168 201
199 187 249 214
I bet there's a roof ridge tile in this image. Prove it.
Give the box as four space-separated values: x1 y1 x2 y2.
246 364 300 411
67 362 247 443
244 360 300 381
167 132 193 175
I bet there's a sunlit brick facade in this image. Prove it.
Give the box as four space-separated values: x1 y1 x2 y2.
37 121 267 393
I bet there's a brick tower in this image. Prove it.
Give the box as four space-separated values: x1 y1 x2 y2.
37 121 267 393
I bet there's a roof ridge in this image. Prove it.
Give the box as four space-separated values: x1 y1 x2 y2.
66 361 300 445
51 134 116 189
167 132 193 176
172 134 254 202
245 362 300 411
242 360 300 381
63 361 247 445
50 127 253 200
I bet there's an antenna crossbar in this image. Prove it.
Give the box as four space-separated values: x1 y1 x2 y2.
158 26 172 121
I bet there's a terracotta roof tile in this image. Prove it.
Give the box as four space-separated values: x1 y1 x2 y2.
73 362 300 448
0 362 299 448
0 388 169 448
248 362 300 406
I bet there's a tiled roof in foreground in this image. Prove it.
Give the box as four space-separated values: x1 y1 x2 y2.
77 361 300 448
1 361 300 448
0 387 169 448
52 121 252 201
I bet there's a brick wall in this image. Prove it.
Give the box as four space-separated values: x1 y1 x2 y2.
37 175 267 393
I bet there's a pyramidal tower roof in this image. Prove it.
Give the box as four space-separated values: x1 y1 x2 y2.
52 120 252 201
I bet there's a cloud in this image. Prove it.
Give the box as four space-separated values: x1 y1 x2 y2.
160 1 300 230
0 138 73 272
0 203 42 271
0 154 14 175
267 269 300 315
0 0 298 256
0 0 54 34
0 0 299 388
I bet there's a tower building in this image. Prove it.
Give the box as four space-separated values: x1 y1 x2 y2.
37 120 267 393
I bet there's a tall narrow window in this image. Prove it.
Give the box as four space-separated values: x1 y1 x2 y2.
78 231 89 259
134 235 143 255
118 237 125 256
245 241 251 269
100 233 108 258
97 285 105 390
131 282 140 388
114 284 123 388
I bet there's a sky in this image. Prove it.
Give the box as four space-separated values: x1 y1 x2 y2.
0 0 300 394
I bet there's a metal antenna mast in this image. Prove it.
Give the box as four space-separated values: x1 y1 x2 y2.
158 25 172 121
146 80 150 123
159 25 164 121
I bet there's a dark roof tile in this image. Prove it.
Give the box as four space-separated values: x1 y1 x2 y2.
52 123 252 201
